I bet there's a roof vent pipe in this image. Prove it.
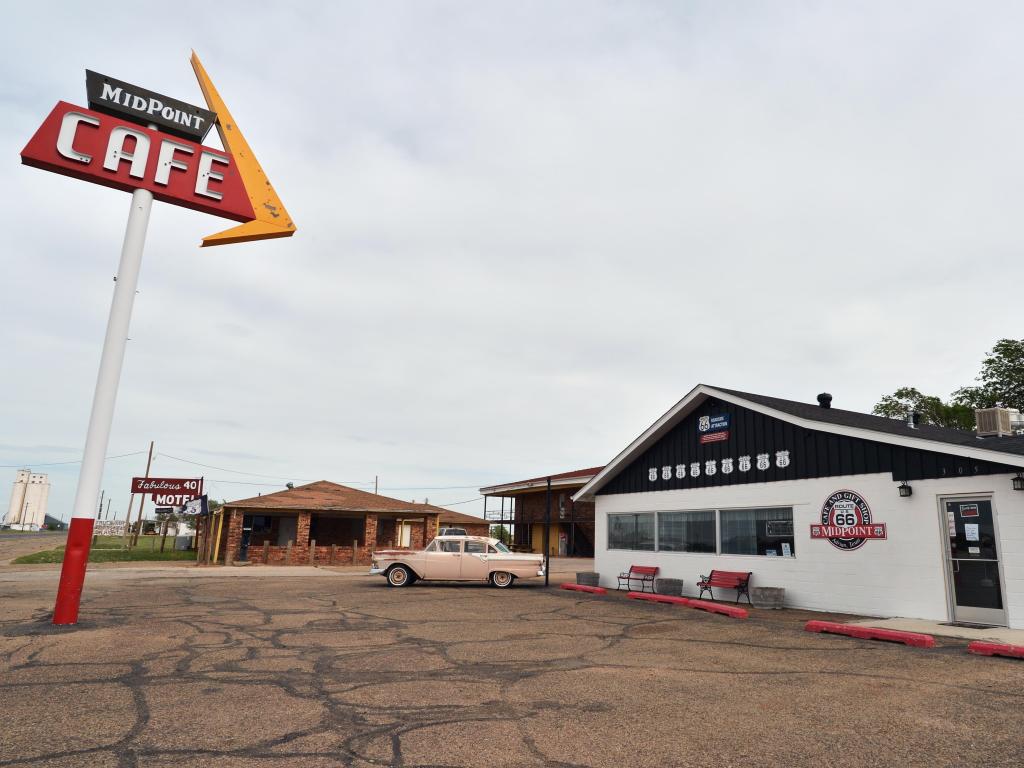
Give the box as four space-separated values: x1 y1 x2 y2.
816 393 832 409
907 412 921 429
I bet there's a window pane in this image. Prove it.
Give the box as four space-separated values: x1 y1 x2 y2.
720 507 795 557
608 513 655 550
658 511 716 553
635 514 655 551
465 541 486 553
438 540 462 553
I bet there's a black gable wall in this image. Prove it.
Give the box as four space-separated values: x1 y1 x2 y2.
599 397 1019 495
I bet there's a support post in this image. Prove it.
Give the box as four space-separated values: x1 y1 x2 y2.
261 540 270 564
286 539 293 564
329 544 337 565
352 539 358 565
53 189 153 626
309 539 316 565
544 476 551 587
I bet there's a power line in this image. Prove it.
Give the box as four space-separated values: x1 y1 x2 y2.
0 450 146 468
156 453 337 483
436 495 483 507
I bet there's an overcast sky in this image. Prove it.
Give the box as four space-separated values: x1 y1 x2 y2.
2 2 1022 522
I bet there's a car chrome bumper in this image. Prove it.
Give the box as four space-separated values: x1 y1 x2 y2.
369 567 384 575
537 569 545 577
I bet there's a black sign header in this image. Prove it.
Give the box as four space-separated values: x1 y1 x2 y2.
86 70 216 143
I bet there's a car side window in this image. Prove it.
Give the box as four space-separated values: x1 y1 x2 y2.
438 540 462 553
424 540 438 552
486 545 498 553
465 541 486 554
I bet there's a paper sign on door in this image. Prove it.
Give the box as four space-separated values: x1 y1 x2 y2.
965 523 980 542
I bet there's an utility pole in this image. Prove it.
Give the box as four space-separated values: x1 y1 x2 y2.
131 441 155 546
544 476 551 587
96 489 105 519
103 498 111 521
374 475 378 495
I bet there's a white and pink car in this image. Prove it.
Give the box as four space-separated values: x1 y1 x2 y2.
370 535 545 588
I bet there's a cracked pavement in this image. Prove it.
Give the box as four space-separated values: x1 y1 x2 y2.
1 568 1023 767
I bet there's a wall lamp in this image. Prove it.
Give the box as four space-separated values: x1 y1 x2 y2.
1013 473 1024 491
898 481 913 497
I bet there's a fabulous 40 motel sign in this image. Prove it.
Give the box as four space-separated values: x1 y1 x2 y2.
20 53 296 625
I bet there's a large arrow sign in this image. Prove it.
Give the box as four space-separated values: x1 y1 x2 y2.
21 101 255 222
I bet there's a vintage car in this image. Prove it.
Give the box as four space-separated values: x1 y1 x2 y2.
370 535 545 588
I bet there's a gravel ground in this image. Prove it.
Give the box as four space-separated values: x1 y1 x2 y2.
1 569 1022 767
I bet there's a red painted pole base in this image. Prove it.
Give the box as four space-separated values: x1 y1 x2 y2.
52 517 95 625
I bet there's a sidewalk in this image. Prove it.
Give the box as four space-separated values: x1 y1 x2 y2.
850 617 1024 645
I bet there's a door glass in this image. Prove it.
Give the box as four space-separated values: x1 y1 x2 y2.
946 500 1002 611
438 540 461 553
465 541 486 554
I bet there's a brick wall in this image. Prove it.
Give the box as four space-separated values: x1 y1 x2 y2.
515 492 594 524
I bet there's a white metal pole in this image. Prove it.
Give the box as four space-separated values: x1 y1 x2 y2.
53 188 153 625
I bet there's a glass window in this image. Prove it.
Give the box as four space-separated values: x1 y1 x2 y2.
465 541 486 554
493 541 510 553
608 513 655 551
424 540 438 552
658 511 716 553
720 507 795 557
438 540 462 553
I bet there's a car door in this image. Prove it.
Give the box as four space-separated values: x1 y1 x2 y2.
460 540 489 580
421 539 462 579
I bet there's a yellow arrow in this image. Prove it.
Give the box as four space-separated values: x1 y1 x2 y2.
190 51 296 247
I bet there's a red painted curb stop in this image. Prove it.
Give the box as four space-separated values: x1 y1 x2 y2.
804 620 935 648
968 641 1024 659
560 583 607 595
627 592 748 618
685 598 749 619
627 591 688 606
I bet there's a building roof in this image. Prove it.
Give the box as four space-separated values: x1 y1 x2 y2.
714 387 1024 456
224 481 453 515
480 466 604 496
575 384 1024 500
437 509 489 527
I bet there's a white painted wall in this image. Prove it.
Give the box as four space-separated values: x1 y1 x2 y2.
595 471 1024 629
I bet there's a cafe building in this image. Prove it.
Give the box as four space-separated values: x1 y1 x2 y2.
574 385 1024 629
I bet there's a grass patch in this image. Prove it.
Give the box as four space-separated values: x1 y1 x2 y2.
12 535 197 565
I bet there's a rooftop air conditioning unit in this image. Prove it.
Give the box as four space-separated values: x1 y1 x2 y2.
975 407 1024 437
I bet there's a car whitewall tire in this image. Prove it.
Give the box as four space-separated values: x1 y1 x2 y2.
490 571 514 588
387 565 412 587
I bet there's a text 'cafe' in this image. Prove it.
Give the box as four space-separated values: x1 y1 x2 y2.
574 385 1024 629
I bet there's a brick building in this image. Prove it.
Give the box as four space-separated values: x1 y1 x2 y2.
221 481 481 565
438 509 491 537
481 467 602 556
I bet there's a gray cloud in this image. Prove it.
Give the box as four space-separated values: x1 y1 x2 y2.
2 2 1022 520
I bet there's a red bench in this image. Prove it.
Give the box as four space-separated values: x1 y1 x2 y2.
618 565 658 593
697 570 752 605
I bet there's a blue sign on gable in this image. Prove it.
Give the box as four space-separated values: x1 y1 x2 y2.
698 414 730 433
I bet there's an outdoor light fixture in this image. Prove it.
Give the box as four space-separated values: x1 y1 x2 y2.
1013 473 1024 491
898 482 913 497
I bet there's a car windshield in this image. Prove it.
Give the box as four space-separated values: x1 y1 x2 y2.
493 542 510 553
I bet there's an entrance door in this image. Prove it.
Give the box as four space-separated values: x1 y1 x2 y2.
944 499 1006 626
239 515 254 561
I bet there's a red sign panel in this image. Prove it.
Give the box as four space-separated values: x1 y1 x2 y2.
810 524 887 540
21 102 255 222
699 430 729 444
131 477 203 494
959 504 980 518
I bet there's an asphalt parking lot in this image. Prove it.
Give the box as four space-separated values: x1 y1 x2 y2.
2 569 1023 768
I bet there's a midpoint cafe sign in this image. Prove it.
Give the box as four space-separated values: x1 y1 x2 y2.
810 489 887 551
22 53 295 247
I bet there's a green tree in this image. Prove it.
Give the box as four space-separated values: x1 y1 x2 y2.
489 525 512 544
951 339 1024 411
874 339 1024 430
872 387 975 430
